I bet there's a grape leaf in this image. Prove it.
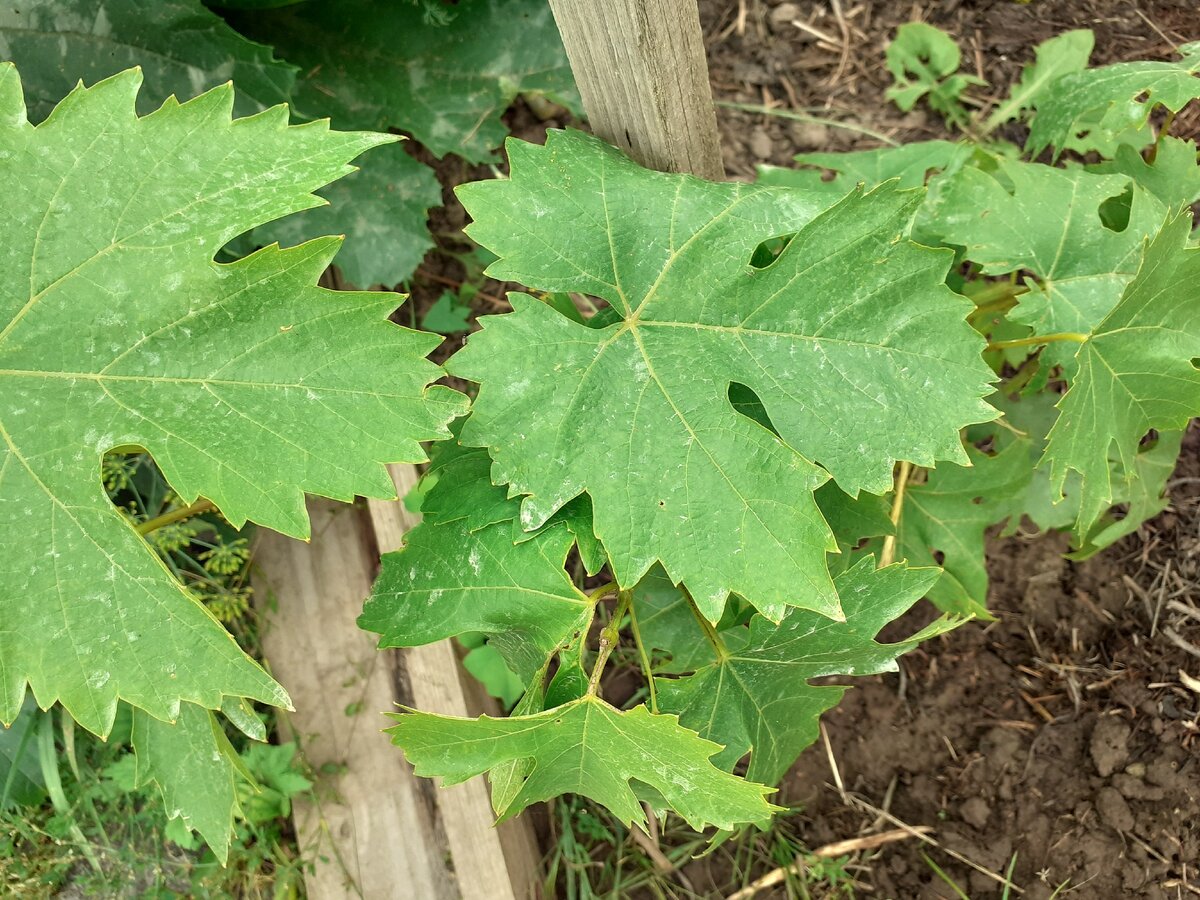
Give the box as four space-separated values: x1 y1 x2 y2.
896 443 1030 617
131 703 249 864
461 641 525 708
451 130 996 622
758 141 971 196
225 0 579 162
1090 137 1200 210
0 66 464 735
1042 210 1200 537
656 558 956 785
983 29 1094 132
0 697 45 809
237 142 442 287
0 0 296 122
360 518 590 681
387 695 778 831
987 391 1180 556
3 1 442 313
636 567 749 675
1027 42 1200 158
920 159 1166 373
885 23 983 126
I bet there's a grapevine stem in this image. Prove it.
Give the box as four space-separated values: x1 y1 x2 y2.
984 331 1089 352
987 332 1088 351
683 588 729 661
880 461 912 568
587 589 631 697
627 600 658 713
587 580 618 604
136 498 215 536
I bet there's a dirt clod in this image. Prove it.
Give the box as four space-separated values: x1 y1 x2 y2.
1090 715 1132 777
959 796 990 829
1096 786 1136 832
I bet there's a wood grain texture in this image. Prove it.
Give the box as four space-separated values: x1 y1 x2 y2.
252 499 456 900
548 0 724 179
367 465 542 900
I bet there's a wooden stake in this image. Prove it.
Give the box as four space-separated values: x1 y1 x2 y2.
547 0 724 180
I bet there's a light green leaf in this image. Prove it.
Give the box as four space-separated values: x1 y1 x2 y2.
462 643 525 708
983 29 1094 133
0 67 464 734
636 568 749 675
656 558 956 785
388 695 778 832
987 391 1179 554
885 23 983 126
131 703 249 864
242 142 442 287
1090 137 1200 210
226 0 579 162
0 0 296 122
1042 211 1200 537
897 443 1031 617
758 141 971 196
1073 429 1180 558
451 130 996 622
421 290 472 334
919 159 1166 373
1027 42 1200 158
360 518 591 681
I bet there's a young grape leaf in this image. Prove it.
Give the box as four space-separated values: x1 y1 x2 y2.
131 703 249 864
987 391 1180 556
460 639 526 708
0 66 464 735
236 142 442 288
885 23 984 127
360 519 590 681
816 481 894 567
636 567 749 675
0 697 45 809
388 695 778 832
225 0 580 162
983 29 1094 133
1090 137 1200 210
452 130 996 622
1042 211 1200 538
758 141 971 196
894 443 1030 617
0 0 296 122
656 558 957 785
1027 42 1200 158
919 159 1166 373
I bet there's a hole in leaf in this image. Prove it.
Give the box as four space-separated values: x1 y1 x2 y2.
971 496 984 505
749 233 796 269
1191 357 1200 371
1134 90 1150 104
728 382 778 434
932 550 946 565
1098 184 1134 233
1139 428 1160 448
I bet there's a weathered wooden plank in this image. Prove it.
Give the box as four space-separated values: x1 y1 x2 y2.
547 0 724 179
252 498 457 900
367 465 542 900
